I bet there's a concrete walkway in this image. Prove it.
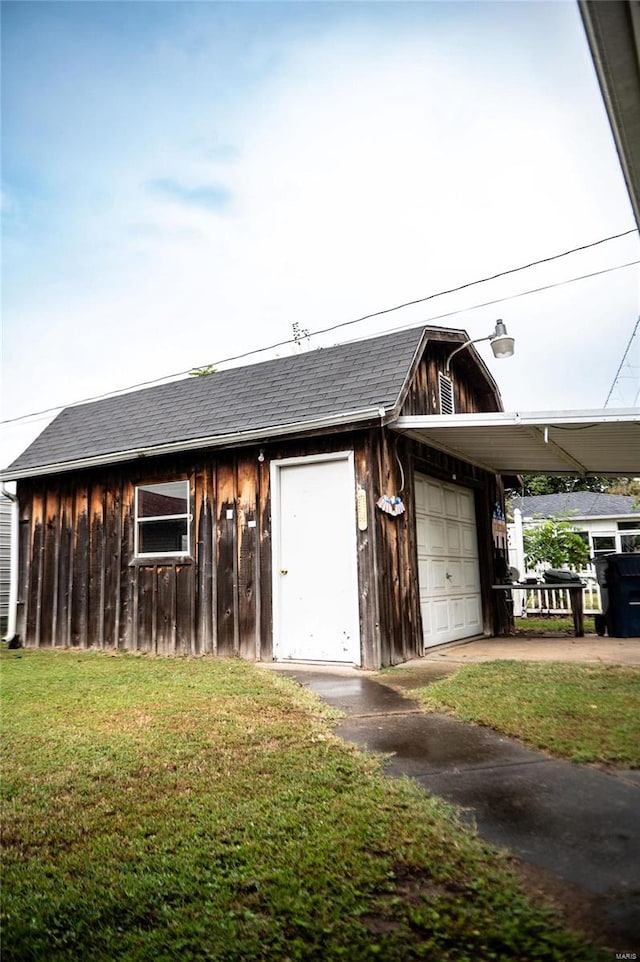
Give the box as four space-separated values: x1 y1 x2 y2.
416 633 640 667
269 649 640 950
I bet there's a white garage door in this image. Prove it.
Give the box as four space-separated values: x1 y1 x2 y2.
415 474 483 648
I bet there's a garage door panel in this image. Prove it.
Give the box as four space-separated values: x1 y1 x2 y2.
432 600 450 633
425 519 446 554
415 473 483 648
450 598 467 629
446 525 462 553
444 489 459 518
445 560 463 588
463 559 481 589
429 559 447 591
426 483 444 514
465 597 482 628
462 526 478 555
420 602 432 637
459 492 475 522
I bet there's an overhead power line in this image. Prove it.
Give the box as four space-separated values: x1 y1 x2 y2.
604 315 640 408
2 228 638 428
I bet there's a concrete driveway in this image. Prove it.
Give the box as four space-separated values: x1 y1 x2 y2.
268 641 640 951
415 633 640 667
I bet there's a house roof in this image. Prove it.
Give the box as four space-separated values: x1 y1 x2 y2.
5 325 492 481
512 491 640 521
579 0 640 228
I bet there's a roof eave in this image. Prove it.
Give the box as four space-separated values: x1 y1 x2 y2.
579 0 640 228
1 406 386 481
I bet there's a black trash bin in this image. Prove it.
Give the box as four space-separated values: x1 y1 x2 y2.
601 554 640 638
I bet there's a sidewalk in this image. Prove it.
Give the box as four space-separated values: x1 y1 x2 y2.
271 662 640 950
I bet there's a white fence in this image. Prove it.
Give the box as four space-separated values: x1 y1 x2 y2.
507 509 603 616
511 581 602 617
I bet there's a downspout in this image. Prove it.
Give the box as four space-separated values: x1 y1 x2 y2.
1 482 20 646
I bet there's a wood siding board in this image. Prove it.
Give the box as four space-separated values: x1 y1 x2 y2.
39 489 58 647
216 460 236 656
17 486 32 644
210 463 218 656
354 433 379 670
103 485 120 649
194 466 208 654
87 484 105 649
56 491 73 648
134 566 152 653
373 431 393 666
237 455 258 660
155 567 176 655
258 456 271 660
70 483 90 647
232 460 240 656
120 482 135 650
175 565 192 654
30 487 45 647
113 481 123 648
403 448 422 658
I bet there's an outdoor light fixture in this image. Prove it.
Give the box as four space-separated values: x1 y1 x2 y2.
445 319 515 372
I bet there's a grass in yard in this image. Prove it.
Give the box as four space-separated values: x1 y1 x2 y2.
407 661 640 767
1 650 607 962
514 616 596 635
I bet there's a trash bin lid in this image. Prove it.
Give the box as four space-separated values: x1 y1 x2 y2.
605 553 640 579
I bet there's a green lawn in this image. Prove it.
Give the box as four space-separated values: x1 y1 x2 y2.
513 616 596 635
0 650 605 961
407 662 640 767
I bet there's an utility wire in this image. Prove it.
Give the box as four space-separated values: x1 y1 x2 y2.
604 315 640 407
2 230 638 427
362 260 640 342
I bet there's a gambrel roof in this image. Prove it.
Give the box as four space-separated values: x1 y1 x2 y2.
4 325 496 480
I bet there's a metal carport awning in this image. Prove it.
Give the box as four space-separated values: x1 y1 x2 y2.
391 409 640 477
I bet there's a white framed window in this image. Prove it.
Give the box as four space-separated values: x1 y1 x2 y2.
592 535 616 558
618 521 640 553
439 372 455 415
135 480 190 558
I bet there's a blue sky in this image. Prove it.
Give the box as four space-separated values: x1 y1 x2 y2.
2 0 639 466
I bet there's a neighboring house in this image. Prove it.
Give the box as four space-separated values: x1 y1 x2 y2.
0 325 514 668
507 491 640 615
0 493 12 634
512 492 640 566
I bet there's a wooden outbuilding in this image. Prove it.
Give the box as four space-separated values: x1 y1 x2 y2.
2 326 514 667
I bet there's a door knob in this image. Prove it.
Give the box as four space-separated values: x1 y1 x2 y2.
280 568 288 575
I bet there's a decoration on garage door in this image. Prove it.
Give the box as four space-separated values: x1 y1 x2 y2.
492 502 507 548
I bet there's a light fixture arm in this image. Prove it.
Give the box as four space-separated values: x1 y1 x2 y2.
445 319 514 372
445 334 492 372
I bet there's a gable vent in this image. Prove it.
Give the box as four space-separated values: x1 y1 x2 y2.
439 373 455 415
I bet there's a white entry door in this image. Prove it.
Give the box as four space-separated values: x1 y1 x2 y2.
415 474 482 647
272 453 361 664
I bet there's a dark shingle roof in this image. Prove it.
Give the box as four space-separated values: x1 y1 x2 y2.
513 492 640 519
5 326 431 477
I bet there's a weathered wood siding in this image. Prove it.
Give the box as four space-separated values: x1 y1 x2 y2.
17 433 402 664
14 344 510 664
401 341 502 416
